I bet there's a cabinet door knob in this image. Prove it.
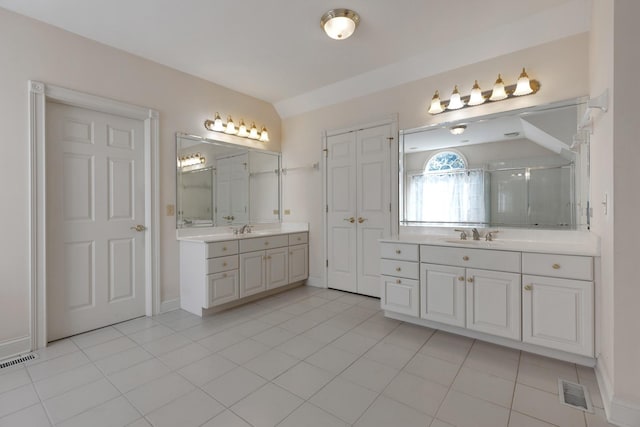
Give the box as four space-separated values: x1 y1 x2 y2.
395 249 402 254
462 256 469 261
458 276 465 281
395 267 401 272
223 273 227 278
290 251 293 255
467 277 474 283
222 247 227 251
524 284 533 291
395 279 401 284
264 241 269 245
297 237 301 241
222 262 227 267
552 263 561 269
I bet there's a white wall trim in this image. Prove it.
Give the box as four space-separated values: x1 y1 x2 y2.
28 81 161 349
596 361 640 427
306 276 325 288
0 336 31 361
160 298 181 313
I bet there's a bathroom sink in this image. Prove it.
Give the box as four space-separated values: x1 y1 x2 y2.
441 239 504 247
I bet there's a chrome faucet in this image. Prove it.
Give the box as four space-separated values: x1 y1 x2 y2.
472 228 480 240
454 229 468 240
239 224 252 234
485 230 499 241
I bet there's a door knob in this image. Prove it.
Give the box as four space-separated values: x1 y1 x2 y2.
130 225 146 232
524 284 533 291
467 277 474 283
358 217 367 223
343 217 355 223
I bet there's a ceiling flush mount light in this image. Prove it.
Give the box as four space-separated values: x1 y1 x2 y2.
449 125 467 135
321 9 360 40
428 68 540 115
204 115 269 142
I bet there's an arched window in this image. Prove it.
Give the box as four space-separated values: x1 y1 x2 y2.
425 151 467 172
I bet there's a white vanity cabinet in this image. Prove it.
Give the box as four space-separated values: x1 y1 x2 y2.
379 243 420 316
180 231 308 316
522 253 594 356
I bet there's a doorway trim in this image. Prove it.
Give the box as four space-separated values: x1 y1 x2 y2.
28 81 161 349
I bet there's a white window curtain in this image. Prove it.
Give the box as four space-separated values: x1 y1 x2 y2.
407 169 487 223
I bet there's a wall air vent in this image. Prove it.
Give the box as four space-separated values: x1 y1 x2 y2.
0 353 38 370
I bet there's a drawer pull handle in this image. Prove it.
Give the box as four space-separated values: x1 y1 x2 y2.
395 279 401 284
552 263 561 270
462 256 469 261
223 262 227 267
290 251 293 255
222 247 227 251
264 241 269 246
467 277 474 283
395 249 401 254
297 237 301 241
395 267 401 272
223 273 227 278
524 284 533 291
458 276 465 281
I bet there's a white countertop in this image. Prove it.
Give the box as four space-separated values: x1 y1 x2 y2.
382 228 600 256
176 223 308 243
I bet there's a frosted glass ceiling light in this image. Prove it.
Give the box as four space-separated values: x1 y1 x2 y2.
467 80 486 106
259 127 270 142
428 90 444 114
248 122 259 139
513 67 533 96
224 116 237 134
447 86 465 110
321 9 360 40
449 125 467 135
237 119 249 137
489 74 508 101
212 112 224 131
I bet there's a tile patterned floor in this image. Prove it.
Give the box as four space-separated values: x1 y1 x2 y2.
0 286 616 427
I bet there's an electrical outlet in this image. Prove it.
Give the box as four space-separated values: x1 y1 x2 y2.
166 204 175 216
284 209 291 215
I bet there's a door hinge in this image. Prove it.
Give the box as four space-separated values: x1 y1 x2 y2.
326 259 329 268
326 204 329 213
322 148 328 157
387 137 394 143
389 203 392 212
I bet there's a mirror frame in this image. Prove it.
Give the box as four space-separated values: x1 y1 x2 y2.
175 132 282 229
399 96 590 231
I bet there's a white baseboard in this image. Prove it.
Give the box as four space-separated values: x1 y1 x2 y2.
160 298 180 313
305 276 325 288
596 361 640 427
0 336 31 361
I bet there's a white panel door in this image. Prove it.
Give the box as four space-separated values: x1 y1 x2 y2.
420 263 466 327
46 101 146 341
466 268 521 340
356 125 391 297
327 132 357 293
240 251 266 297
266 247 288 289
522 275 594 356
288 244 308 283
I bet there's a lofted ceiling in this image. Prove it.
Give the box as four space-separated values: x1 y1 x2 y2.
0 0 590 117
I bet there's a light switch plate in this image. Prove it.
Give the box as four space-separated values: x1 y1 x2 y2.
166 204 175 216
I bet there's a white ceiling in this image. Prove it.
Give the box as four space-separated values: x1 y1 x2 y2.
0 0 590 117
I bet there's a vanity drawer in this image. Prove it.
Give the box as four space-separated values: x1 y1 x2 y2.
522 253 593 281
380 242 419 262
206 240 239 258
240 234 289 253
380 259 419 279
420 245 521 273
289 232 308 245
207 255 239 274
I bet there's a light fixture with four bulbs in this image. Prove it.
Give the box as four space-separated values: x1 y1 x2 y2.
428 68 540 115
204 113 270 142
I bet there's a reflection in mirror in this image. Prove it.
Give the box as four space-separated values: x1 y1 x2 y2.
400 97 590 230
176 133 281 228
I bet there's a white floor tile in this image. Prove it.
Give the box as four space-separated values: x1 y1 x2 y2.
218 339 271 365
126 418 152 427
70 327 123 349
275 335 325 359
145 389 224 427
107 358 171 393
403 352 461 387
517 360 578 394
30 339 78 364
350 319 397 340
157 342 211 370
197 329 245 353
0 403 51 427
125 373 194 415
0 384 41 419
330 331 379 356
141 332 193 356
585 407 617 427
419 331 473 365
27 351 90 382
243 349 298 380
340 357 398 392
279 402 349 427
509 411 558 427
273 361 335 400
437 390 510 427
113 316 158 335
229 320 273 337
34 363 103 400
355 395 433 427
363 341 416 369
231 383 303 427
464 344 520 381
201 410 252 427
82 336 137 361
452 366 516 408
177 353 237 386
250 326 295 348
305 345 359 374
94 347 153 376
202 366 267 407
512 383 586 427
43 378 120 424
310 377 378 424
430 420 456 427
383 371 448 416
302 324 346 344
382 323 435 351
0 367 31 395
128 325 174 345
56 396 140 427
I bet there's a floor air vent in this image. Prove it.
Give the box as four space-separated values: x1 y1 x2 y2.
0 353 38 370
558 379 593 412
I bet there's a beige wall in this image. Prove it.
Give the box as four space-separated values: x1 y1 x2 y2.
281 34 589 282
0 8 281 350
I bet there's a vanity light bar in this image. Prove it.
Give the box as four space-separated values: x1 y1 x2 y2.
204 112 270 142
428 68 540 115
178 153 205 168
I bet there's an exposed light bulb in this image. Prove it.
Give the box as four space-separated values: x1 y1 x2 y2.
447 85 465 110
248 122 259 139
513 67 533 96
212 112 224 132
237 119 249 137
449 125 467 135
259 126 269 142
428 90 444 114
467 80 486 106
489 74 508 101
225 116 237 134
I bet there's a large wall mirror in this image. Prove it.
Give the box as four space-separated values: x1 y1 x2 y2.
176 133 281 228
400 97 590 230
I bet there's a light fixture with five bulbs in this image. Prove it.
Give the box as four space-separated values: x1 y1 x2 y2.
204 113 270 142
428 68 540 115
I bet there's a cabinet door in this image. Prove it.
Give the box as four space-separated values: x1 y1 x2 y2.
420 263 466 327
206 270 239 308
380 276 419 317
289 244 308 283
240 251 266 297
522 275 594 356
266 247 288 290
466 269 521 340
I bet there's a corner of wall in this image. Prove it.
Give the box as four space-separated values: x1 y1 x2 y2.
596 360 640 427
